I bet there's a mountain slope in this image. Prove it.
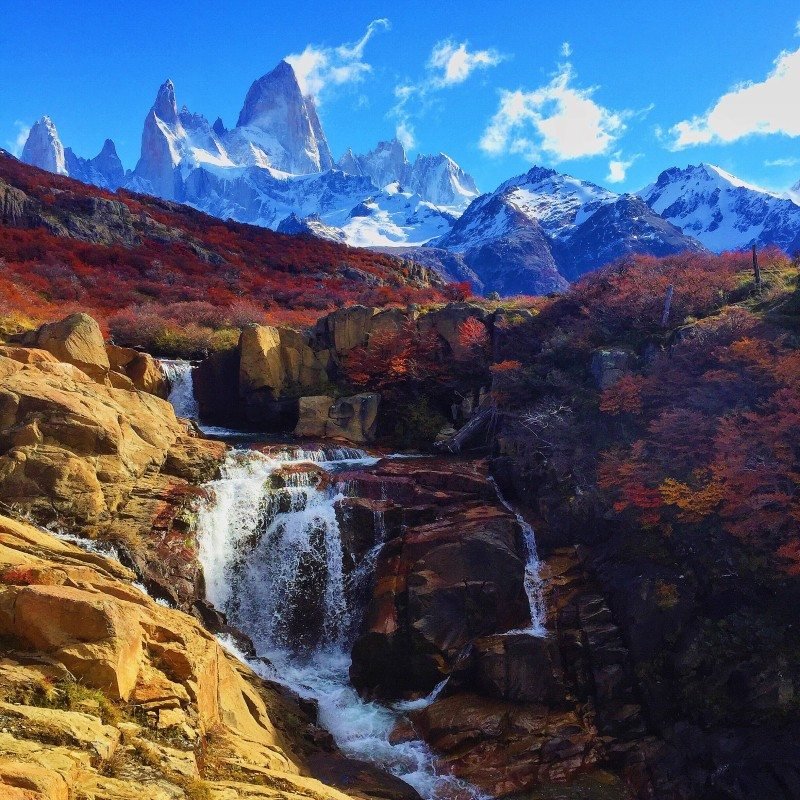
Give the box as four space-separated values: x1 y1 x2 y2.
432 166 704 294
640 163 800 252
0 150 448 335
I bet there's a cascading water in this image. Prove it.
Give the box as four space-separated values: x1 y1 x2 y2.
196 447 484 800
489 478 547 637
161 359 200 420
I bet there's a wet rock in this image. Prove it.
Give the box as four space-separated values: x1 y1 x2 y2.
468 632 567 706
408 694 600 796
350 459 532 699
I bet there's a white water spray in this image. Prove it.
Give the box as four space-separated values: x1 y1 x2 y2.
196 447 484 799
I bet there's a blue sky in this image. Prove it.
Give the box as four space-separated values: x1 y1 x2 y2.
2 0 800 194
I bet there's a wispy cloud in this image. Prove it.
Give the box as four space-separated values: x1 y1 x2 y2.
561 41 572 58
668 43 800 149
286 19 390 102
480 60 628 162
6 121 30 157
606 151 641 183
765 156 800 167
392 39 503 148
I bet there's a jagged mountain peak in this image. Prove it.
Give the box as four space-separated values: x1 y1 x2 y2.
152 79 178 124
237 60 303 128
233 60 333 173
21 115 67 175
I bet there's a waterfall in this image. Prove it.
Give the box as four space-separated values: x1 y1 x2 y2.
161 359 199 420
196 447 484 800
489 478 547 637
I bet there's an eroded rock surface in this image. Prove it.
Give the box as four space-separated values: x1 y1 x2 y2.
0 515 411 800
0 321 225 610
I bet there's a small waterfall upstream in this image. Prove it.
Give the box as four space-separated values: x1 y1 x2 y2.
196 447 483 800
489 478 547 637
161 359 200 420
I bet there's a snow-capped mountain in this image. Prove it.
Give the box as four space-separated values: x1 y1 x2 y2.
21 117 125 190
20 59 800 298
430 166 704 294
21 60 476 251
337 139 479 209
640 163 800 252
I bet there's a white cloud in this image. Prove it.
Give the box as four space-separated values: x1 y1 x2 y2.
561 41 572 58
391 38 502 150
606 151 641 183
6 121 30 156
480 62 628 162
765 156 800 167
427 40 503 87
669 45 800 149
286 18 390 101
395 119 416 149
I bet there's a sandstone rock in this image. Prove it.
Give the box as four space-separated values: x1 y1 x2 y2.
29 313 110 382
328 394 378 443
0 515 405 800
294 395 334 438
294 394 379 444
0 357 183 526
126 353 169 397
239 325 284 396
317 305 376 354
0 346 59 366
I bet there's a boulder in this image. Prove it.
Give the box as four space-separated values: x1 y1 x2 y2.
239 324 284 396
295 395 334 438
27 313 110 382
294 394 379 444
0 515 392 800
125 353 169 397
327 394 379 444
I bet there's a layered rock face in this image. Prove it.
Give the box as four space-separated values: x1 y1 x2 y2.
0 314 225 609
0 515 399 800
195 302 492 439
329 456 612 797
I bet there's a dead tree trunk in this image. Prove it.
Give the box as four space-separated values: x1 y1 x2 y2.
752 244 762 292
435 406 493 453
661 284 674 327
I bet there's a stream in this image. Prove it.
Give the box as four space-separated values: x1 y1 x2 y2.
163 359 547 800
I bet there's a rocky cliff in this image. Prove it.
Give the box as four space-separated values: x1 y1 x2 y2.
0 514 414 800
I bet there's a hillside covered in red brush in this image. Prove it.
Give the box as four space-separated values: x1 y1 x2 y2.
0 151 463 354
